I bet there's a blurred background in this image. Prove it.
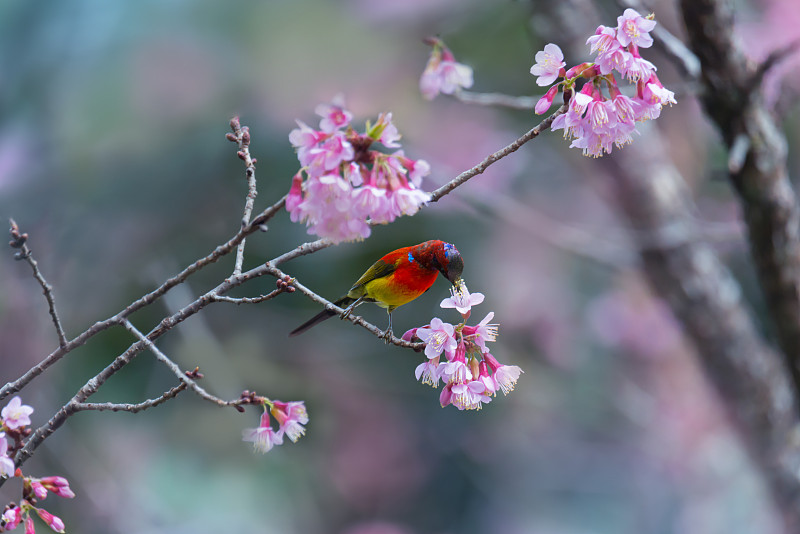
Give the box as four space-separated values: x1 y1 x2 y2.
1 0 799 533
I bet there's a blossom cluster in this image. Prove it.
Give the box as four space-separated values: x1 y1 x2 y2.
532 9 676 157
287 97 432 243
0 397 74 534
403 282 522 410
419 37 474 100
242 399 309 454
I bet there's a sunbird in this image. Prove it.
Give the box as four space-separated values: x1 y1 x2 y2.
289 240 464 340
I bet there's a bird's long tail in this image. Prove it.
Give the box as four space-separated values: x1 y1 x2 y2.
289 296 356 337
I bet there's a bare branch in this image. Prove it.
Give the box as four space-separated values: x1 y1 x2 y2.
120 320 243 409
454 90 538 109
0 194 287 403
73 382 188 414
8 219 68 348
211 289 286 305
228 117 259 275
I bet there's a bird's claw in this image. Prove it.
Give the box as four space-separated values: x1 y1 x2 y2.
381 328 393 344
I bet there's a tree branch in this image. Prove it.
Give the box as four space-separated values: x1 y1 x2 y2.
605 124 800 532
72 382 188 414
8 219 68 348
680 0 800 403
228 117 259 275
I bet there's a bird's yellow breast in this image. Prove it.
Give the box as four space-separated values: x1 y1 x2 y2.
363 274 423 309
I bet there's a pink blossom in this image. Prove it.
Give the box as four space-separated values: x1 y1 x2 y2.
477 361 498 396
392 151 430 187
439 383 454 408
586 26 619 55
450 380 492 410
535 85 559 115
420 60 474 99
286 172 304 217
2 506 21 530
271 401 309 443
40 476 75 499
416 318 457 359
624 55 657 81
288 120 325 164
391 187 430 217
305 131 354 176
242 412 284 453
594 47 631 76
373 112 402 148
462 312 499 353
438 344 472 385
0 433 15 477
315 97 353 133
2 396 33 430
25 515 35 534
420 43 473 100
616 8 656 48
287 102 433 242
440 281 484 316
530 43 565 86
35 509 65 533
32 481 48 500
401 327 418 342
484 353 523 395
415 359 441 388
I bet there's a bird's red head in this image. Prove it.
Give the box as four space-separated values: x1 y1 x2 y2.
414 240 463 285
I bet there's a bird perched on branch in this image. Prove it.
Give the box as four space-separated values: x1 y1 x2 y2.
289 240 464 341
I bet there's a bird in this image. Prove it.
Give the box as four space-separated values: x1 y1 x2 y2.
289 240 464 341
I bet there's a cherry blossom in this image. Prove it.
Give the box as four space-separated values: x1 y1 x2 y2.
287 99 431 243
2 396 33 430
530 43 566 86
242 411 284 454
533 9 674 158
420 38 473 100
416 318 457 359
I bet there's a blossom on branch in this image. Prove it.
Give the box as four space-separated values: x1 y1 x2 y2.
0 433 15 478
404 281 522 410
2 396 34 430
287 98 432 243
533 9 675 157
420 37 473 100
242 399 308 453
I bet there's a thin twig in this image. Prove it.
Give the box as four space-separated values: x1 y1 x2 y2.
0 195 287 402
211 288 285 305
455 90 538 109
9 219 68 348
229 117 259 275
73 382 189 413
750 37 800 93
120 320 241 408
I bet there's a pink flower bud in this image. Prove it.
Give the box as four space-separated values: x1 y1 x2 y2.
36 509 65 533
535 85 560 115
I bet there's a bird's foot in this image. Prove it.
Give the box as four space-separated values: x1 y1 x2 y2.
381 328 393 344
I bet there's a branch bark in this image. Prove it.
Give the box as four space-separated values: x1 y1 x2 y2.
680 0 800 396
606 127 800 532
